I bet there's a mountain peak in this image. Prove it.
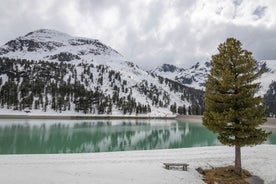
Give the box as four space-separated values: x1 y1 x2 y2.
155 64 185 73
0 29 122 62
190 62 200 69
160 64 178 72
25 29 70 36
23 29 72 41
152 61 211 89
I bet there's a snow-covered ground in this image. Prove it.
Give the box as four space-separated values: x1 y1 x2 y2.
0 145 275 184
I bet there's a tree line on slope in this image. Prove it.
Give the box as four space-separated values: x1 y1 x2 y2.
0 57 204 115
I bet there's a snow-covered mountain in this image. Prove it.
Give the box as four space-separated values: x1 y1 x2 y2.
152 60 276 117
152 60 276 96
151 62 210 90
0 29 122 63
0 29 203 116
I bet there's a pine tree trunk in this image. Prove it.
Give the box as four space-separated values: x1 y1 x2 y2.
235 145 242 176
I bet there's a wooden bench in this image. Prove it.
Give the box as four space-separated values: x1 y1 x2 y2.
163 163 189 171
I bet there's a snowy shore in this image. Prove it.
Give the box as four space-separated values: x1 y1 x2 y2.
0 113 275 126
0 110 176 119
0 145 276 184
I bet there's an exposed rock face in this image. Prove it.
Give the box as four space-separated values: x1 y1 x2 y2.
152 62 210 89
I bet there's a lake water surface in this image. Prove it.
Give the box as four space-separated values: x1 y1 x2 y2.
0 119 275 154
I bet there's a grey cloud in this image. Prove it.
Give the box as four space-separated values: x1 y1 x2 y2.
233 0 243 7
194 23 276 62
0 0 74 43
0 0 276 70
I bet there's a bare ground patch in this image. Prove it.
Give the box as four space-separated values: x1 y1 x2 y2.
197 165 252 184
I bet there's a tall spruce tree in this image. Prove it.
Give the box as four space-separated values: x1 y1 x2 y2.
203 38 271 175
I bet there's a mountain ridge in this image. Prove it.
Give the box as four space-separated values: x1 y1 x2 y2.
0 29 122 63
152 60 276 95
151 61 210 90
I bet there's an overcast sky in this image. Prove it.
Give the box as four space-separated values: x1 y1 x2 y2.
1 0 276 69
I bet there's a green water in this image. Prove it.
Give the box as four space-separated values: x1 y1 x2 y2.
0 119 275 154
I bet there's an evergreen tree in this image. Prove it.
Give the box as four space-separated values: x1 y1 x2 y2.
170 102 177 114
203 38 271 175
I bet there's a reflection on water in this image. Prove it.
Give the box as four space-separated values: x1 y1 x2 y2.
0 119 275 154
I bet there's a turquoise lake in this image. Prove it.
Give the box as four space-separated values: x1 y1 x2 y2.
0 119 275 154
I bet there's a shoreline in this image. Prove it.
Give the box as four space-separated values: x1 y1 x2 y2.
263 118 276 127
0 114 275 127
177 115 276 127
0 114 176 120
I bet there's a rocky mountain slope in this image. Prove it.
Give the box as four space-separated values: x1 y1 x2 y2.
152 60 276 95
0 29 203 116
151 62 210 90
